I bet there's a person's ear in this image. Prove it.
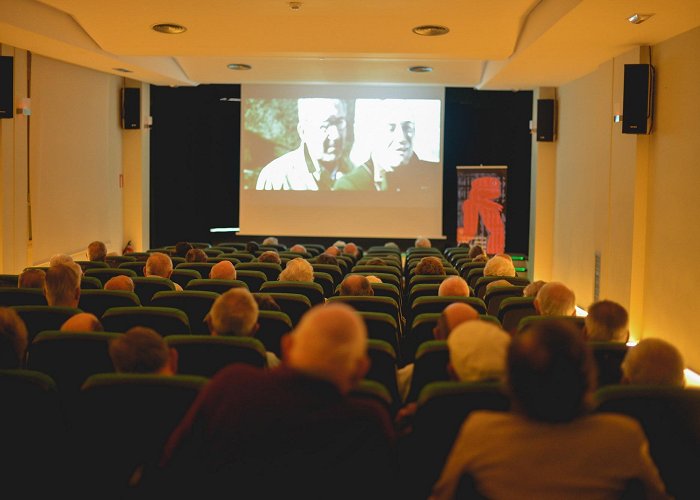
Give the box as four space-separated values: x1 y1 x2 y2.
142 266 147 277
251 322 260 336
205 314 216 336
169 348 178 375
350 355 370 388
447 362 459 381
280 334 293 362
533 299 541 315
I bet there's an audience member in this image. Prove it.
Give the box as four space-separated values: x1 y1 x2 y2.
534 281 576 316
384 242 400 250
206 288 279 367
49 253 78 269
333 240 347 249
87 241 107 262
324 245 341 256
431 319 668 499
415 237 431 248
209 260 237 281
44 263 81 307
144 252 182 290
584 300 629 342
109 327 177 375
485 279 513 293
447 320 510 382
262 236 279 247
174 242 193 259
290 244 307 255
523 280 546 297
365 257 387 266
468 245 486 259
185 248 207 263
472 253 488 263
0 307 28 368
343 242 359 258
17 268 46 289
483 255 516 277
622 338 685 387
438 276 470 297
254 294 281 312
258 250 281 264
156 303 394 498
60 313 103 332
279 258 314 282
366 275 382 284
339 275 373 296
415 256 445 276
246 241 260 254
317 252 339 266
104 275 135 292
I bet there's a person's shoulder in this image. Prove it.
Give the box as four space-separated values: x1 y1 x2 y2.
582 412 646 437
463 410 514 429
334 164 372 190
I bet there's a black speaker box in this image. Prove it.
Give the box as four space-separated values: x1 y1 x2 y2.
0 56 14 119
536 99 556 142
121 88 140 129
622 64 654 134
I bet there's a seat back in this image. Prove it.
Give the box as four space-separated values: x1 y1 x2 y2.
595 385 700 499
85 268 138 286
0 274 19 287
78 290 141 318
408 283 440 304
484 285 526 316
253 292 311 326
312 272 335 298
175 262 216 277
369 282 401 307
235 262 282 281
590 341 629 387
351 271 400 289
101 306 190 336
517 315 585 333
12 305 81 342
132 276 176 306
405 381 509 499
465 267 484 288
166 335 267 377
77 373 207 496
403 313 440 364
185 278 248 294
406 341 450 403
80 276 103 289
411 296 487 320
366 339 400 413
310 264 343 285
256 310 293 358
359 312 399 355
236 270 267 292
498 296 536 334
351 265 402 280
105 255 137 268
151 290 219 334
170 268 202 289
473 276 530 299
327 296 400 327
117 261 146 276
76 261 110 272
0 287 47 306
260 280 325 305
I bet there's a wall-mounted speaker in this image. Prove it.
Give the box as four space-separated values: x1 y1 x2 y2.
536 99 556 142
121 88 140 129
0 56 14 119
622 64 654 134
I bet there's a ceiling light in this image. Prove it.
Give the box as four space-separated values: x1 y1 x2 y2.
113 68 133 73
409 66 433 73
289 2 302 10
227 63 252 71
627 13 654 25
412 25 449 37
151 23 187 34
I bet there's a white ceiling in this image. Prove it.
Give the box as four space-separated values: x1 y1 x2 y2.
1 0 699 88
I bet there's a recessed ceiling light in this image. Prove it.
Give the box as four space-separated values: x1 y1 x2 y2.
289 1 302 10
113 67 133 73
409 66 433 73
151 23 187 34
412 25 449 37
627 13 654 25
227 63 252 71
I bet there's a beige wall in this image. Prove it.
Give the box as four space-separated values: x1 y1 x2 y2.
0 48 149 273
542 27 700 369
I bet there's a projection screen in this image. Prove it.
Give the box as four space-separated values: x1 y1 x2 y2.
239 84 444 238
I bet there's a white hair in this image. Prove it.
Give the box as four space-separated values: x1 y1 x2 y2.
415 237 431 248
208 288 259 337
279 258 314 282
262 237 279 246
447 320 510 382
483 255 516 277
535 282 576 316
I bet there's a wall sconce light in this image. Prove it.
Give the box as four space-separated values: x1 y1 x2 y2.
16 97 31 116
613 102 622 123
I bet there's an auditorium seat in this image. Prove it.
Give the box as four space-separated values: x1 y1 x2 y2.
80 276 103 289
117 261 146 276
407 275 449 297
0 288 47 306
473 276 530 299
465 268 484 289
410 296 487 319
260 280 325 306
408 283 440 304
236 270 267 292
166 335 267 377
190 242 212 249
406 340 450 403
0 274 19 287
403 313 440 364
186 278 248 294
589 341 629 387
11 305 81 342
484 285 526 316
350 379 393 416
101 306 190 336
151 290 219 335
236 262 282 281
123 252 150 261
216 242 247 251
170 268 202 289
310 263 343 285
175 262 216 276
105 255 136 268
458 261 485 277
366 339 400 413
402 381 510 499
76 260 109 272
517 315 584 333
132 276 176 306
498 296 537 334
351 265 402 281
76 373 207 498
359 312 400 355
351 272 401 289
254 292 311 327
202 248 223 257
312 271 335 298
218 251 255 262
85 268 138 286
327 296 400 329
595 385 700 499
370 282 401 307
78 290 141 318
256 310 293 358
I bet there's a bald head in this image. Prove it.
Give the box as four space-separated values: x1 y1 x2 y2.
283 303 369 394
88 241 107 262
104 275 134 292
622 338 685 387
209 260 237 280
534 282 576 316
290 244 307 254
343 242 358 257
438 276 470 297
60 313 103 333
145 252 173 279
434 302 479 340
324 246 340 256
339 275 374 296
